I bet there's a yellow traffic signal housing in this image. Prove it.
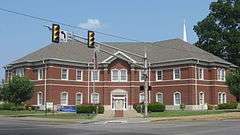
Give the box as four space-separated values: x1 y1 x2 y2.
52 24 60 43
87 31 95 48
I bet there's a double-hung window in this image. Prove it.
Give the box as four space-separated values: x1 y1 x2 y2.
38 68 44 80
218 92 227 104
60 92 68 106
217 68 225 81
91 70 99 81
174 92 181 105
37 92 43 106
139 70 145 82
111 69 127 82
15 68 24 77
61 68 68 80
76 93 83 105
139 93 145 103
76 69 83 81
156 93 163 103
156 70 163 81
197 68 204 80
91 93 99 104
173 68 181 80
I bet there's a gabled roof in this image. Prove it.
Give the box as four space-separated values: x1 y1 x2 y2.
9 39 236 68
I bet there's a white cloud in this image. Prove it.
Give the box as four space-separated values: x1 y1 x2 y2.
78 19 103 30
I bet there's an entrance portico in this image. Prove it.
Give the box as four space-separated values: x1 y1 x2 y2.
111 89 128 110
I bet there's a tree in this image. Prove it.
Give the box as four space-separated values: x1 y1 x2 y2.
226 69 240 101
1 76 34 105
194 0 240 66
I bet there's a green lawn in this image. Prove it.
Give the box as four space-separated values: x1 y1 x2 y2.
0 110 95 119
149 110 236 117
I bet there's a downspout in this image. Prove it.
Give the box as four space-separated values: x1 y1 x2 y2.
43 60 47 109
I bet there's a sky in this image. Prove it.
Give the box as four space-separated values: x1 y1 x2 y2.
0 0 214 80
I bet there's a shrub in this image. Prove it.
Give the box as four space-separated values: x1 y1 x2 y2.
0 102 15 110
97 105 104 114
76 104 95 113
208 104 215 110
133 103 165 113
218 102 238 110
180 104 185 111
148 103 165 112
76 104 105 114
10 105 25 111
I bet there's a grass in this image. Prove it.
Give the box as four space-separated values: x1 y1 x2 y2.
149 110 237 117
0 110 95 119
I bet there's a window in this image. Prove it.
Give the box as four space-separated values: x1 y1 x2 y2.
156 93 163 103
156 70 163 81
91 93 99 104
38 68 44 80
173 68 181 80
111 69 128 82
61 68 68 80
120 69 127 81
174 92 181 105
76 93 83 105
60 92 68 106
76 69 83 81
139 70 145 82
197 68 204 80
15 68 24 77
91 70 99 81
217 68 225 81
37 92 43 105
112 69 119 81
218 92 227 104
199 92 204 105
139 93 145 103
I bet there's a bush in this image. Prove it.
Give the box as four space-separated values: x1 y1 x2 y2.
97 105 104 114
148 103 165 112
133 103 165 113
208 104 215 110
76 104 105 114
76 104 95 113
218 102 238 110
10 105 25 111
0 102 15 110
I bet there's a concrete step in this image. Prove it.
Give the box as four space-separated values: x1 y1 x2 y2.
95 109 143 120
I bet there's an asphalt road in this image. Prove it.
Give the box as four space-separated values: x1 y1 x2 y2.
0 117 240 135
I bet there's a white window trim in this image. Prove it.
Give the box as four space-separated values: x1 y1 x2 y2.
139 70 144 82
60 92 68 106
139 92 145 103
76 69 83 81
61 68 69 80
218 92 227 104
91 92 100 104
197 68 204 80
217 68 225 81
156 70 163 81
15 68 24 77
199 91 205 105
155 92 163 103
173 68 181 80
173 92 181 106
111 69 120 82
111 69 128 82
91 70 100 82
37 68 44 80
37 91 43 106
75 92 83 105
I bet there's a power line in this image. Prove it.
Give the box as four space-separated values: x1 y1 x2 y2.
0 7 139 42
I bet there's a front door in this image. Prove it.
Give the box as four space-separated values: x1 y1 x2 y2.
112 96 127 110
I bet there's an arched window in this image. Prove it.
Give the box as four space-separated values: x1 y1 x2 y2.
76 92 83 105
37 92 43 106
139 92 145 103
199 92 204 105
156 92 163 103
60 92 68 106
91 92 99 104
218 92 227 104
173 92 181 106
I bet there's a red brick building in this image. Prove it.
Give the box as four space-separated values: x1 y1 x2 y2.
4 39 237 110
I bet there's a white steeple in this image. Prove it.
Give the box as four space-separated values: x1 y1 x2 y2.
183 19 188 42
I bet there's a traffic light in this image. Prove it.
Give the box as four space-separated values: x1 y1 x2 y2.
87 31 95 48
52 24 60 43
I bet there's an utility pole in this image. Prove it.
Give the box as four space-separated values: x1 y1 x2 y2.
143 51 148 118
